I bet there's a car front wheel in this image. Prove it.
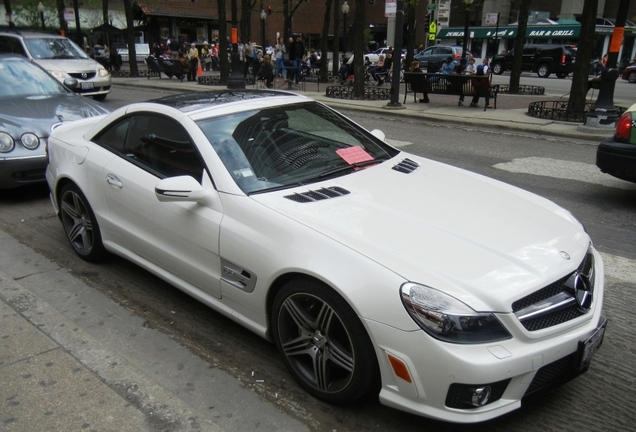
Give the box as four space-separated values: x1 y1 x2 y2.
271 279 379 404
628 72 636 83
59 183 106 262
492 62 504 75
556 72 568 78
537 64 551 78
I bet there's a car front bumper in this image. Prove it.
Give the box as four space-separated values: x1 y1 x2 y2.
0 154 47 189
596 138 636 182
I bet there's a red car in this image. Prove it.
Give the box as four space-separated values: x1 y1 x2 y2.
621 64 636 83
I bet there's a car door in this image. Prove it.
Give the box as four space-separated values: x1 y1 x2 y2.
522 46 538 71
416 46 434 68
94 113 224 298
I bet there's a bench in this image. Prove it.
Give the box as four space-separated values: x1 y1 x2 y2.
403 72 498 111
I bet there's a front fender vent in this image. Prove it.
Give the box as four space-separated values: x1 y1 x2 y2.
284 186 350 203
392 158 419 173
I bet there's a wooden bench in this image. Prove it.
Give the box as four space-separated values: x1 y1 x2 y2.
403 72 498 111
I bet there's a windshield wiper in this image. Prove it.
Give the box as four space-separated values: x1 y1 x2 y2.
318 159 382 178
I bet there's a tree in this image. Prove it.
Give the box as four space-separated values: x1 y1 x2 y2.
403 0 420 68
332 0 340 77
57 0 68 35
283 0 306 41
123 0 138 76
353 0 364 97
508 0 530 94
218 0 229 82
3 0 15 28
319 0 333 82
567 0 597 113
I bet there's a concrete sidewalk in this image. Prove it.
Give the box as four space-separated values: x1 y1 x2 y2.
110 71 616 143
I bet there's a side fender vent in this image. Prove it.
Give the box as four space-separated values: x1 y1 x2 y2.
392 158 419 173
284 186 350 203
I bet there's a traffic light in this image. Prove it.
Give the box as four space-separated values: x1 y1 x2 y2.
424 14 431 30
268 5 272 15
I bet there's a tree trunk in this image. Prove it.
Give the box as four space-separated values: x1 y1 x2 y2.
332 0 340 76
353 0 365 97
509 0 530 94
218 0 229 82
4 0 15 28
241 0 251 43
567 0 598 113
102 0 108 24
320 0 333 82
404 2 416 68
123 0 138 76
57 0 68 34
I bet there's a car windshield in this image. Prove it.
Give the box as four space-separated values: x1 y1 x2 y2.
197 102 398 194
25 37 88 60
0 58 67 97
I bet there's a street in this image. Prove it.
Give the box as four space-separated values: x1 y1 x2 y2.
1 84 635 432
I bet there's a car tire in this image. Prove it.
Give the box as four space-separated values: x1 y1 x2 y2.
59 183 107 262
537 64 551 78
93 94 108 101
271 278 380 404
628 72 636 83
492 62 504 75
556 72 568 79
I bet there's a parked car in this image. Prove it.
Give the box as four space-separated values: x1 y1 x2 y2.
414 45 465 72
0 54 111 189
46 90 606 423
596 102 636 182
0 31 111 100
621 63 636 83
490 44 576 78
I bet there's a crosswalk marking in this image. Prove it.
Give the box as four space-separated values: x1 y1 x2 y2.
600 252 636 284
494 157 636 190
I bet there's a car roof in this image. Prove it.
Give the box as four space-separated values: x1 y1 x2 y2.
148 90 308 114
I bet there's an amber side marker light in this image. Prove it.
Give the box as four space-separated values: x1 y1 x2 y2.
387 354 413 383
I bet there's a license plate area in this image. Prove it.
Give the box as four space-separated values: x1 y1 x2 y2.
80 82 94 89
578 318 607 370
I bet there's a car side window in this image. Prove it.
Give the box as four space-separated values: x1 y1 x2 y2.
96 114 205 182
0 36 27 56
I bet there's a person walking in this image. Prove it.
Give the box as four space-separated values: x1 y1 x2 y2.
188 43 199 82
274 37 286 80
290 35 305 84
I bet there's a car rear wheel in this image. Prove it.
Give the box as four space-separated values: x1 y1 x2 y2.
492 62 504 75
59 183 106 262
271 279 379 404
556 72 568 78
628 72 636 83
537 64 551 78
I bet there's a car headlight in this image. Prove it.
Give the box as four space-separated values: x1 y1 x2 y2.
21 133 40 150
0 132 15 152
49 70 67 79
400 283 511 344
98 68 110 77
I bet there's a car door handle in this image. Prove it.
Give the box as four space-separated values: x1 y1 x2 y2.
106 174 123 188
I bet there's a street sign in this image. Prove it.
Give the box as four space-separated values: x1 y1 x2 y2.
427 4 436 11
428 33 436 41
429 21 437 34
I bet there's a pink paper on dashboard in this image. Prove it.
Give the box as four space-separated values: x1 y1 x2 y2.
336 146 374 164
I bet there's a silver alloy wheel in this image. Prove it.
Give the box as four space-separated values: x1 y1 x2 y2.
629 72 636 83
60 188 97 257
537 64 550 78
492 62 503 75
277 292 355 394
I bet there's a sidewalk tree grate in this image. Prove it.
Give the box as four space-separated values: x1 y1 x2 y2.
326 85 391 100
527 100 626 123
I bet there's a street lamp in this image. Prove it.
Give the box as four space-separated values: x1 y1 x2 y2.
461 0 474 66
342 1 349 53
37 2 45 31
260 9 267 51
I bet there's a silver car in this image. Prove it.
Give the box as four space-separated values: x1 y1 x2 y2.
0 54 111 189
0 31 111 101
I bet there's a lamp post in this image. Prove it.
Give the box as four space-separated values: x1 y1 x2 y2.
37 2 45 31
341 1 349 54
461 0 474 66
261 9 267 51
227 0 245 89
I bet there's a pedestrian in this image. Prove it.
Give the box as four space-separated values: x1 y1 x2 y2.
465 57 476 75
258 54 275 88
274 37 286 79
453 63 467 106
244 39 254 77
169 37 180 60
409 60 429 103
188 43 199 82
176 51 190 82
201 41 212 71
470 57 492 108
290 35 305 84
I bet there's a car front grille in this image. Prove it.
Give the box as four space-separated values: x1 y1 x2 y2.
513 247 595 331
69 71 97 80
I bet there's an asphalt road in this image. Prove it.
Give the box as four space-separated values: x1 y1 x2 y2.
1 86 634 431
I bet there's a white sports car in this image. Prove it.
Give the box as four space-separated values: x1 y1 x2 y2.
46 90 606 423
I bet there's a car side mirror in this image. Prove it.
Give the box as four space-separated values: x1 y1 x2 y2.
155 175 206 202
370 129 386 141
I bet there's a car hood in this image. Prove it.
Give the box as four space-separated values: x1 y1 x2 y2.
0 94 110 137
251 155 589 312
34 58 103 73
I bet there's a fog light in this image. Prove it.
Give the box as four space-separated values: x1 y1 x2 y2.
471 386 491 407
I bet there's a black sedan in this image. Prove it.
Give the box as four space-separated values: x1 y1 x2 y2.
0 54 111 189
596 103 636 183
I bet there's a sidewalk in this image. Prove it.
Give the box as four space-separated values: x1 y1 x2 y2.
111 69 616 143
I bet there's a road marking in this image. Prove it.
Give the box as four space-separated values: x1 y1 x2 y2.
600 252 636 284
386 138 412 148
494 157 636 190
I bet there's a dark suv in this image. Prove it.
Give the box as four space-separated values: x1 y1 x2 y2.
490 44 576 78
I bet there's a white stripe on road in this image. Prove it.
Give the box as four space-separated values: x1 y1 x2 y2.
386 138 412 148
494 157 636 190
600 252 636 284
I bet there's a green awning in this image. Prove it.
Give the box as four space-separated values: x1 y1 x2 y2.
437 24 582 39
